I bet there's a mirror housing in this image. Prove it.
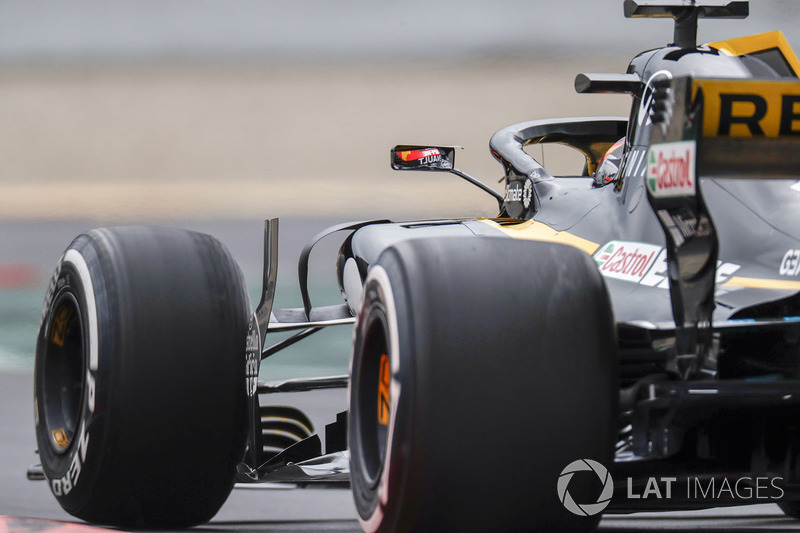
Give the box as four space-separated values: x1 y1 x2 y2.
389 144 505 211
390 145 458 172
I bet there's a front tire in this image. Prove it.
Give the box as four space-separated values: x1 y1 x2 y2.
35 226 249 528
349 237 618 532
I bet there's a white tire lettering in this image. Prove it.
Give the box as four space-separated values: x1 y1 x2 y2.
39 259 63 329
66 454 81 494
50 422 91 498
78 423 90 462
61 473 72 495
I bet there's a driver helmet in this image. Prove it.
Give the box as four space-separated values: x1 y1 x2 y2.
595 139 625 185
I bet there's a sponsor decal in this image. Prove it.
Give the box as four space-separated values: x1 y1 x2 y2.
505 179 534 212
397 147 439 162
646 141 696 198
639 249 671 288
595 243 615 265
694 79 800 137
780 249 800 277
245 319 261 397
593 241 661 283
505 182 524 203
658 211 713 244
522 178 533 209
595 242 741 289
40 260 63 329
681 213 711 238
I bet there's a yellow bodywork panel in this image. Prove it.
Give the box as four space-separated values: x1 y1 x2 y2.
478 219 599 255
725 276 800 292
708 31 800 76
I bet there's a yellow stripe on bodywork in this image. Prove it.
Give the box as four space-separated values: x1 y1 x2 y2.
724 276 800 291
478 220 800 292
708 31 800 77
478 219 599 255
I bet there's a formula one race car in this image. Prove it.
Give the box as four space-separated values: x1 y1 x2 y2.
29 1 800 531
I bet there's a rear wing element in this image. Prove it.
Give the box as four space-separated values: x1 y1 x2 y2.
624 0 748 48
708 30 800 78
645 76 800 377
695 79 800 177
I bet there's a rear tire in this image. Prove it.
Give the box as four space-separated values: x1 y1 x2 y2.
349 237 618 532
35 226 249 528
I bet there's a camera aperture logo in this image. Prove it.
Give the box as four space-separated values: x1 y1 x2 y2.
557 459 613 516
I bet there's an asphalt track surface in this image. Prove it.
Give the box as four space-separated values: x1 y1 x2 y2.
3 374 799 533
2 219 800 532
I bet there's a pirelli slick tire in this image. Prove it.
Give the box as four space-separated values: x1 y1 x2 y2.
34 226 249 528
349 237 618 532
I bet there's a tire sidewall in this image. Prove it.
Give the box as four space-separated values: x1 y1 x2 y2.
35 236 110 513
350 264 414 533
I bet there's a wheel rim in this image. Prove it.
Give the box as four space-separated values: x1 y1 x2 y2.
357 308 391 488
42 291 86 455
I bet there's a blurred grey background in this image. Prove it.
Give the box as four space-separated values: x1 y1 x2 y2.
1 0 798 64
1 0 798 222
0 1 799 373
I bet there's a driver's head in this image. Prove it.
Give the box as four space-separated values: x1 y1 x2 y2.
595 139 625 185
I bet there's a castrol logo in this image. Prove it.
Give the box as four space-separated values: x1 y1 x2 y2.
594 241 661 283
646 141 696 198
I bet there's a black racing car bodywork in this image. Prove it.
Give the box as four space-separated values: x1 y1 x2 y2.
29 1 800 530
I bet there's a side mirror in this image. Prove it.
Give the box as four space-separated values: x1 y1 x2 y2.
389 144 505 210
390 145 457 172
